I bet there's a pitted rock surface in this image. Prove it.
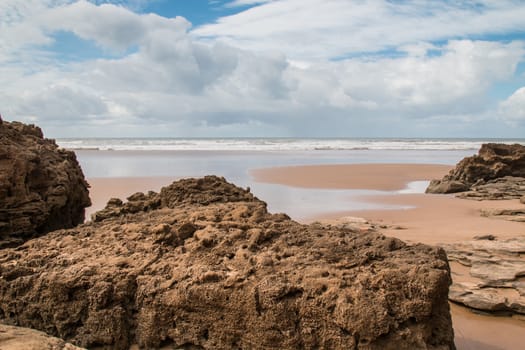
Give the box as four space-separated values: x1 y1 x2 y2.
0 120 90 248
0 177 455 350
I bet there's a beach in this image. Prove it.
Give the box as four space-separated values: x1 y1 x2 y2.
86 160 524 350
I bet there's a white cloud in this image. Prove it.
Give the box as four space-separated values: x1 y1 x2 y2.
225 0 276 8
499 87 525 124
1 0 525 137
194 0 525 60
40 1 191 51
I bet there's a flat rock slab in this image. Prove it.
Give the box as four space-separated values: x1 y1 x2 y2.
442 236 525 315
458 177 525 201
0 177 455 350
0 323 83 350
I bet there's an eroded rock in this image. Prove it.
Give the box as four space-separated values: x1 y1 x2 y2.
0 176 455 350
426 143 525 194
0 119 91 248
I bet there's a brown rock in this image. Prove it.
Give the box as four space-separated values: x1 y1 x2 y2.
0 177 455 350
426 143 525 194
0 323 84 350
0 120 91 248
521 195 525 204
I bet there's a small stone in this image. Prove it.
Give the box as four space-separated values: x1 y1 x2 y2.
473 234 496 241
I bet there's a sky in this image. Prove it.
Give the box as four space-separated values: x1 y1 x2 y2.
1 0 525 138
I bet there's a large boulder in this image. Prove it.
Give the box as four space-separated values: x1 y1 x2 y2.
0 119 91 248
426 143 525 194
0 176 455 349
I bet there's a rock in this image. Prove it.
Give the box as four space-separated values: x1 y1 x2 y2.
521 195 525 204
0 177 455 350
0 323 84 350
426 143 525 194
0 120 91 248
472 234 496 241
457 176 525 201
426 180 469 194
480 207 525 222
441 236 525 315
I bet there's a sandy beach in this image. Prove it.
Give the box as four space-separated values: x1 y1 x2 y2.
251 163 454 191
85 163 525 350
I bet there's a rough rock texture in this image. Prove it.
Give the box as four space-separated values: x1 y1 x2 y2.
0 119 91 248
0 323 84 350
442 236 525 315
521 195 525 204
0 176 455 349
426 143 525 194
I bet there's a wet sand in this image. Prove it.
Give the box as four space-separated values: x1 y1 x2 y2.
251 163 453 191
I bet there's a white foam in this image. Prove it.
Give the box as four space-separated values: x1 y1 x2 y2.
56 138 525 152
397 181 431 194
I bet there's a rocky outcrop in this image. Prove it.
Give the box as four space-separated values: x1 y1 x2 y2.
426 143 525 194
0 119 91 248
442 236 525 315
0 323 84 350
0 176 455 349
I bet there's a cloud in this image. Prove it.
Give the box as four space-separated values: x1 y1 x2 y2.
499 87 525 124
40 1 191 51
1 0 525 137
225 0 276 8
194 0 525 60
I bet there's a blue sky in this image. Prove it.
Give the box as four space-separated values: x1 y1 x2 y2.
1 0 525 137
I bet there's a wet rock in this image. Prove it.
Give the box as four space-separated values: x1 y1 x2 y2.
442 236 525 315
426 143 525 194
0 177 455 350
0 120 91 248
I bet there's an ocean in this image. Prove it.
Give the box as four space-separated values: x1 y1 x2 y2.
57 137 525 152
60 138 525 220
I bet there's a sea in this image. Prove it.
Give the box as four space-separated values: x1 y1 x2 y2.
58 138 525 220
